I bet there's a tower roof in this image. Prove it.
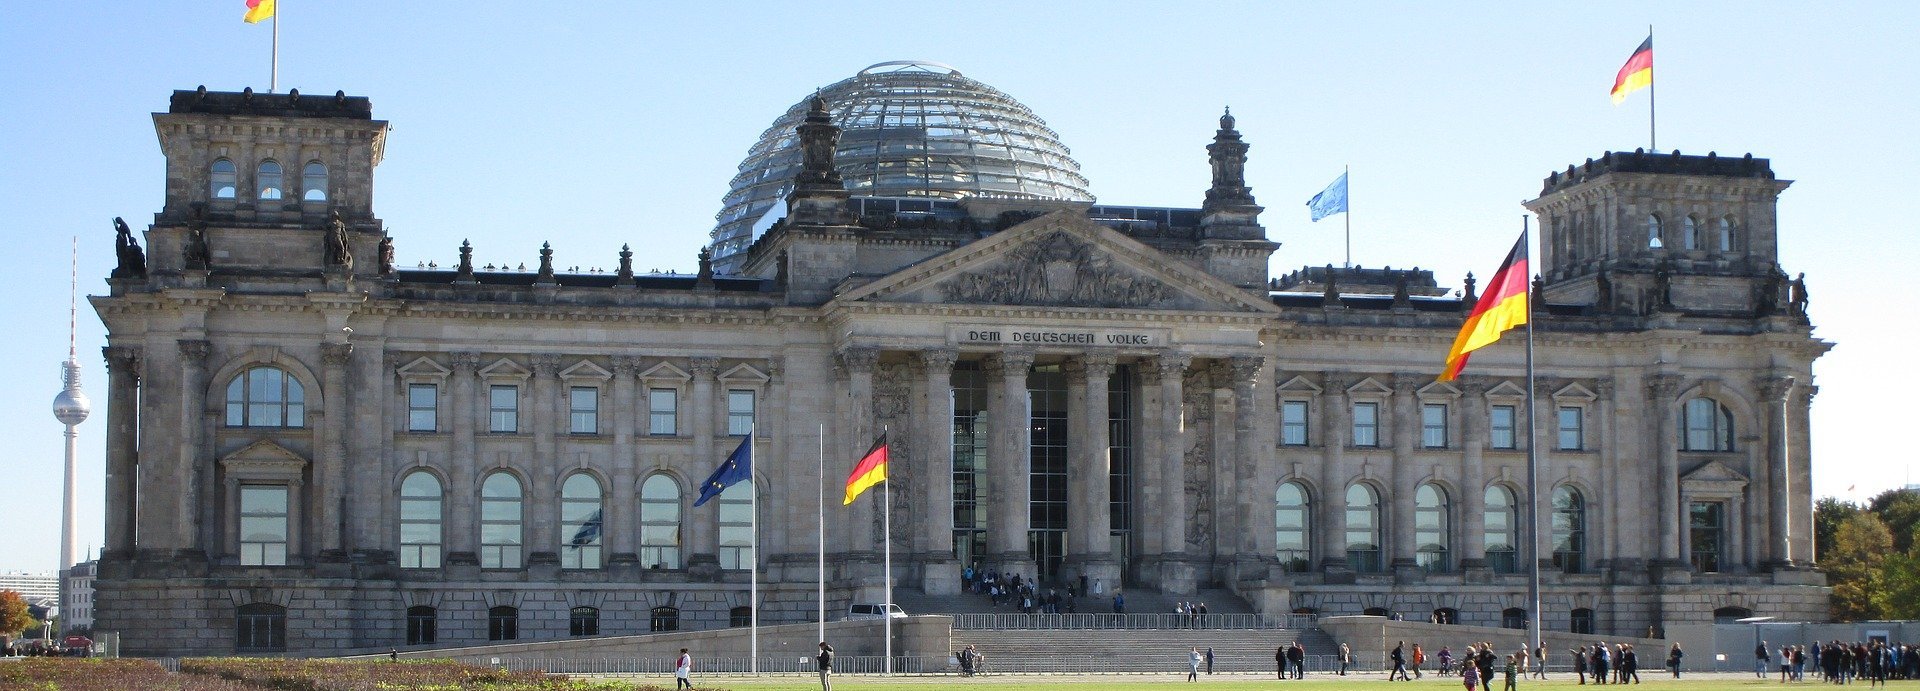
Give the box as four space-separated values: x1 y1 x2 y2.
707 60 1093 272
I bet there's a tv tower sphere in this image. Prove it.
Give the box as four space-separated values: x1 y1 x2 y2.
53 361 91 426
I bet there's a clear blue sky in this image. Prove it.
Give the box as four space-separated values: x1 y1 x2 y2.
2 1 1914 572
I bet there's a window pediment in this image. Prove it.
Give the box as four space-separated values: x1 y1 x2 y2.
396 357 450 381
639 362 691 383
719 363 768 384
1346 377 1392 397
1553 382 1598 402
1418 381 1461 400
220 440 309 482
559 360 612 382
478 358 531 381
1681 459 1748 494
1276 375 1323 394
1484 381 1528 400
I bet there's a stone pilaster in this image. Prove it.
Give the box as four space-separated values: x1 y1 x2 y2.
608 356 641 566
447 352 480 561
918 349 959 593
1458 379 1488 572
685 356 721 577
984 349 1034 580
527 354 562 568
1317 371 1352 574
1758 374 1795 567
103 345 142 557
1228 355 1269 579
1646 373 1685 572
177 339 211 556
317 341 352 560
1389 372 1421 576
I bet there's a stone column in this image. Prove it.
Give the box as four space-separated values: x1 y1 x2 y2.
1317 371 1351 572
1759 374 1795 567
1595 379 1620 571
1789 385 1817 563
686 357 720 574
919 349 959 593
103 346 141 556
1229 356 1268 572
528 354 561 566
1066 353 1118 585
1156 352 1193 590
177 339 211 555
1647 374 1684 569
317 342 352 558
447 353 480 560
1132 359 1166 560
1458 379 1488 570
1389 372 1420 575
608 356 641 565
984 350 1034 578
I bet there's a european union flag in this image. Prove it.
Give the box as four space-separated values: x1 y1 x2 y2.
567 510 603 548
693 434 753 507
1307 172 1348 222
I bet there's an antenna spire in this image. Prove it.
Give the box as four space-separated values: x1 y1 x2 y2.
69 236 78 361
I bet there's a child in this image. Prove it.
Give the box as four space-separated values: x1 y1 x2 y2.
1505 654 1520 691
1464 659 1481 691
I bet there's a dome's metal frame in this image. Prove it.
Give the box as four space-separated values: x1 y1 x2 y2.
708 61 1093 273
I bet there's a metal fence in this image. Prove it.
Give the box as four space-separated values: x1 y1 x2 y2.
949 612 1316 630
449 653 1382 676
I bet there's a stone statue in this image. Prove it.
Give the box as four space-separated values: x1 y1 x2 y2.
1595 272 1613 312
377 236 395 275
182 202 211 270
324 211 352 269
1790 273 1809 316
796 94 842 187
1756 270 1782 315
112 217 146 278
1650 265 1672 314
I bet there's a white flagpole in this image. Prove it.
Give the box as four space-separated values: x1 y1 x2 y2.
817 422 826 646
882 426 893 676
1522 215 1543 661
269 3 279 93
1344 164 1352 268
749 424 759 675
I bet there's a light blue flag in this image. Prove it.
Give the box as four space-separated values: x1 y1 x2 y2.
1307 172 1349 222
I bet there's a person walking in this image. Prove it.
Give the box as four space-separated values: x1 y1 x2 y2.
1516 646 1530 680
1622 644 1640 684
1113 591 1125 614
1206 646 1216 675
1535 645 1550 680
1391 641 1412 681
817 641 835 691
1341 642 1353 676
674 648 693 691
1278 645 1289 680
1415 643 1427 679
1504 654 1519 691
1666 643 1683 678
1190 647 1204 682
1758 640 1773 678
1291 641 1307 679
1463 658 1481 691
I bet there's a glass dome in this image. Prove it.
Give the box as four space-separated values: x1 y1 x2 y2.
708 60 1094 273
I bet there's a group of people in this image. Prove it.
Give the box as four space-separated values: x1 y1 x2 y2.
1567 642 1645 684
668 641 838 691
1272 641 1309 679
1759 639 1920 685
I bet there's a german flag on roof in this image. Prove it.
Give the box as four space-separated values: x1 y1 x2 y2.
1611 36 1653 104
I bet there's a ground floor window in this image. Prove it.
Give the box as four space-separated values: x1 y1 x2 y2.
650 606 680 632
1689 501 1724 573
1571 607 1595 634
730 606 753 627
1502 607 1527 630
406 605 436 644
488 606 518 641
236 603 286 651
569 606 599 636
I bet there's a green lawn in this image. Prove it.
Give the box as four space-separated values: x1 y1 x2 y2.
637 673 1865 691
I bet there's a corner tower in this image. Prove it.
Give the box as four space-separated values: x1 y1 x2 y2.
1525 150 1795 317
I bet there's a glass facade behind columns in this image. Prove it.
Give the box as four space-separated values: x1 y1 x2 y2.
951 363 988 567
1028 365 1069 581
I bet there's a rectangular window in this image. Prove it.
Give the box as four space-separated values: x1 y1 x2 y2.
489 385 518 433
407 383 437 432
1689 501 1724 573
1281 401 1309 446
569 387 598 434
238 485 289 566
1351 402 1379 447
1557 406 1584 451
1422 403 1448 448
1490 405 1517 449
648 388 677 435
727 389 755 436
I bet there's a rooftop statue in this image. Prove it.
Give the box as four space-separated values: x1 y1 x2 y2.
112 217 146 279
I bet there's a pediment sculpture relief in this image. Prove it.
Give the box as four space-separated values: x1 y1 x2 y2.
939 231 1174 308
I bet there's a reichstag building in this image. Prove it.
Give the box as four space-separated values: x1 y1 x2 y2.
92 61 1828 656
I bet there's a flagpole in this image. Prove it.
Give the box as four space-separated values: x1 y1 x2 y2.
270 5 279 93
1522 214 1543 662
1648 25 1656 151
817 422 826 647
749 423 759 675
1344 164 1352 268
882 424 893 676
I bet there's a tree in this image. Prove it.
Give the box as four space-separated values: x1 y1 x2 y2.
1826 513 1892 621
1878 548 1920 620
0 590 32 637
1867 489 1920 554
1815 496 1861 563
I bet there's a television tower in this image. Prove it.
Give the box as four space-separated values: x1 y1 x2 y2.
50 237 91 636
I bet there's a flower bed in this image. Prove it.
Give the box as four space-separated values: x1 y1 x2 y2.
0 657 250 690
179 657 670 690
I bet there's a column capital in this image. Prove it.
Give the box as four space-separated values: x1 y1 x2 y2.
609 355 643 377
177 339 211 363
985 349 1035 377
1154 351 1191 377
1321 370 1352 393
1207 359 1235 388
321 342 353 367
1756 374 1795 402
1228 355 1264 385
1796 384 1818 406
1459 379 1488 397
450 351 482 373
102 345 142 372
1390 371 1424 394
1594 378 1616 400
834 347 878 374
920 349 959 372
688 356 721 378
530 353 563 376
764 356 785 383
1646 373 1683 400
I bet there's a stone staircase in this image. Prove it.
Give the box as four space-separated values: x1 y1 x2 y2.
890 586 1256 617
947 627 1343 674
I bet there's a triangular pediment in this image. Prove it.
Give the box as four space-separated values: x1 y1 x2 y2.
719 363 768 384
220 440 308 480
396 356 450 379
1682 459 1749 488
558 360 612 381
1485 381 1528 399
1277 375 1323 394
1347 377 1393 396
1419 381 1462 398
639 362 690 382
836 210 1280 314
1553 383 1598 402
479 358 531 380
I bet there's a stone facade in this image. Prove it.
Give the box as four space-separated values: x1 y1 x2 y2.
90 90 1829 656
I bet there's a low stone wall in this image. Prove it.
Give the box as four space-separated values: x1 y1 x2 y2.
1319 616 1672 670
347 616 950 663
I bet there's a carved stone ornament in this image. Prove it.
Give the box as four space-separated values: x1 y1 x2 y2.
940 231 1174 308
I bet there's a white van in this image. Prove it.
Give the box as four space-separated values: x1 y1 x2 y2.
846 603 908 620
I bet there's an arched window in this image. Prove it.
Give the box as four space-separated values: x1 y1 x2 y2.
1432 607 1459 625
649 606 680 632
1502 607 1527 630
405 605 436 644
1362 606 1390 617
1682 398 1735 451
1344 483 1382 572
639 474 682 569
717 481 754 570
1551 486 1586 574
1683 215 1701 250
1713 606 1753 623
729 606 753 627
1646 214 1663 249
569 606 600 636
225 366 306 428
1275 482 1311 571
1414 484 1451 573
399 471 443 569
257 160 283 200
1484 485 1519 574
302 161 328 201
211 158 238 199
1717 216 1735 252
487 606 518 641
1571 607 1595 634
561 473 604 569
236 603 286 651
480 472 523 569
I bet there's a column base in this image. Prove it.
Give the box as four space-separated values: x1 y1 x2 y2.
1156 553 1203 595
1650 559 1693 584
986 551 1035 583
1319 557 1356 585
917 554 962 595
1062 555 1122 596
686 553 721 581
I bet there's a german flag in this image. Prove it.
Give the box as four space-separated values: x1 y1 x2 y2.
243 0 275 23
1440 234 1530 382
843 433 888 505
1610 36 1653 104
